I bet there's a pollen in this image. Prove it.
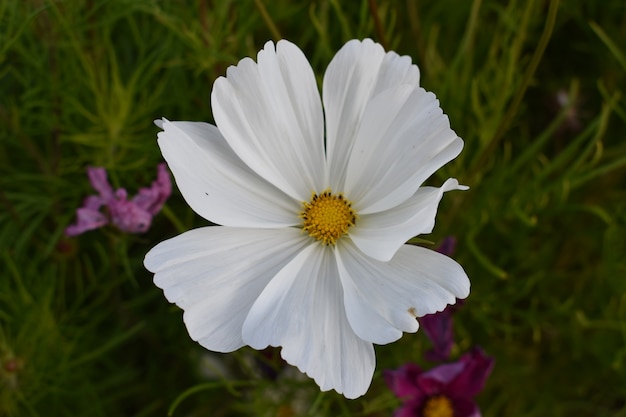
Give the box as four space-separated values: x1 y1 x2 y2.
422 395 454 417
301 190 356 245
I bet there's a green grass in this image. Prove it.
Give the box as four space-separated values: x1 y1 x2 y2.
1 0 625 416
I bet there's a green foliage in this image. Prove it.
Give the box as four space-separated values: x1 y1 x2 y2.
1 0 625 416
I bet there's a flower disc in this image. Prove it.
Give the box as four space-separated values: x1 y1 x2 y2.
301 191 356 245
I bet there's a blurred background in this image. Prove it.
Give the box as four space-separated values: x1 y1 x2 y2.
1 0 625 416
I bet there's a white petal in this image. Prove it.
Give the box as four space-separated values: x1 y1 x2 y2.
350 178 467 262
211 40 326 201
157 119 300 228
323 39 420 191
335 239 469 345
344 85 464 214
144 227 310 353
242 244 375 399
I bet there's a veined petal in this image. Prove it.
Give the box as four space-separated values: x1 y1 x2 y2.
335 240 469 345
323 39 420 190
157 119 300 228
144 227 310 353
344 85 463 214
350 178 467 262
242 244 375 399
211 40 326 200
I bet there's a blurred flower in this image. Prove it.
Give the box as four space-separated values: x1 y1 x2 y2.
66 163 171 236
1 351 23 390
555 89 583 135
421 308 455 362
145 39 469 398
435 236 457 257
385 347 494 417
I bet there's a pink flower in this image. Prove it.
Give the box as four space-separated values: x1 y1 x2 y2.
385 347 494 417
66 163 171 236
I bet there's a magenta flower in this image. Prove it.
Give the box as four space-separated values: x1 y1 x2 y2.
66 163 171 236
385 347 494 417
420 309 455 362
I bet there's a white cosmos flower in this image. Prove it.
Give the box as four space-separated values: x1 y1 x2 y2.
144 39 470 399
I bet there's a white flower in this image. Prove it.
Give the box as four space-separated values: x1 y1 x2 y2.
144 39 470 399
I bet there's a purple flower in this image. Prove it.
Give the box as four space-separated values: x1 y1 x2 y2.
420 309 455 362
66 163 171 236
435 236 457 258
385 347 494 417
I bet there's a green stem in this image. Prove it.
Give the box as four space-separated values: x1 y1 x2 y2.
469 0 560 177
253 0 282 40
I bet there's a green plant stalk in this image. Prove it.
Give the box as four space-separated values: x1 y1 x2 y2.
253 0 282 40
469 0 560 177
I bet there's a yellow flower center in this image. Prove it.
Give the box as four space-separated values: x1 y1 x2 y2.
422 395 454 417
301 190 356 245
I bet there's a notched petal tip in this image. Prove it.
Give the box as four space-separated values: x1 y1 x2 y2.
338 241 469 346
153 118 165 129
211 36 326 201
349 177 469 263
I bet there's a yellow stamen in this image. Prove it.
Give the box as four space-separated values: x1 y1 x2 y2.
422 395 454 417
300 190 356 245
